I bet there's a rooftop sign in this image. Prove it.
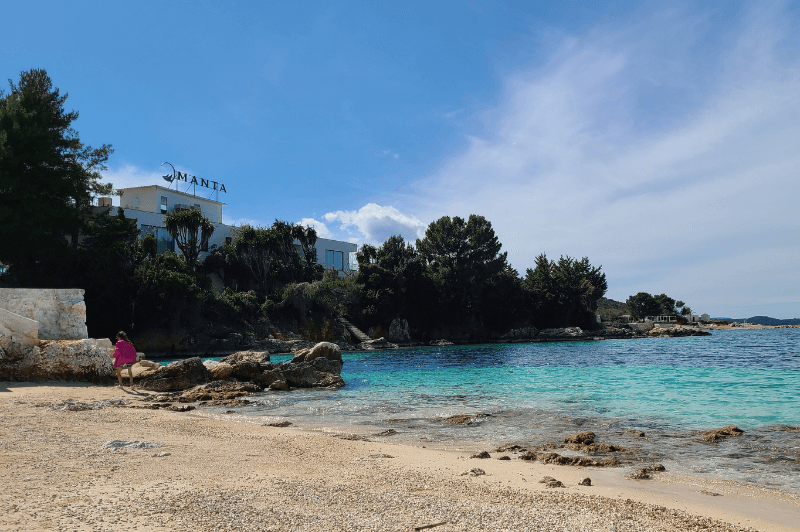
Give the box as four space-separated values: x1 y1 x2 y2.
161 162 227 193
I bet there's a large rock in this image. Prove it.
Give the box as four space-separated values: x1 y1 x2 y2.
222 350 271 365
0 288 88 340
290 342 342 363
359 337 398 350
388 318 411 343
540 327 585 338
500 327 538 340
0 337 114 383
138 357 210 392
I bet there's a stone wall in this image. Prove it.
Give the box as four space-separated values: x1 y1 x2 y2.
0 289 88 340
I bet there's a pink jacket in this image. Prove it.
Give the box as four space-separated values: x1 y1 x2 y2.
113 340 137 367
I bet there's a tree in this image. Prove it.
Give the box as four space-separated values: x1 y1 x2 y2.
416 215 508 336
227 221 320 297
164 209 215 273
522 254 607 328
653 293 677 316
626 292 662 320
0 69 113 270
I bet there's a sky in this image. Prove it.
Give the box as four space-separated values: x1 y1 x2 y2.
3 1 799 319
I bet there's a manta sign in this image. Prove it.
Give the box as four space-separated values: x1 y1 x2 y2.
160 162 227 193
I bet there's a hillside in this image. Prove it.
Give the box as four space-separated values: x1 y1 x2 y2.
712 316 800 326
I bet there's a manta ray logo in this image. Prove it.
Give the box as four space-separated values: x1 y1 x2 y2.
161 162 177 184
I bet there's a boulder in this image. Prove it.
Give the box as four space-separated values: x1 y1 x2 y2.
540 327 585 338
563 431 596 445
207 361 233 380
137 357 210 392
359 337 398 350
701 426 744 443
0 338 114 383
388 318 411 343
222 350 270 365
291 342 342 363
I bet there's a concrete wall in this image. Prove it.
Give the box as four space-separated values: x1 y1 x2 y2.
0 288 88 340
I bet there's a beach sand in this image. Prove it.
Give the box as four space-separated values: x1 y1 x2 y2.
2 382 798 532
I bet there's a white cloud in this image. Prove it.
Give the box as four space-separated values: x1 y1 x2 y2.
323 203 426 244
298 217 333 239
403 4 800 318
100 164 166 205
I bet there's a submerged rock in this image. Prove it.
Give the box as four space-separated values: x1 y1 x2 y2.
701 426 744 443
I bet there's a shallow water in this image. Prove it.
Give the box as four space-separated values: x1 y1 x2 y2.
209 329 800 491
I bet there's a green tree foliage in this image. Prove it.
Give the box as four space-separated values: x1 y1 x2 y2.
164 209 215 273
0 69 113 271
78 208 141 336
209 221 321 297
626 292 662 320
653 293 677 316
355 235 436 332
416 215 508 332
522 254 607 328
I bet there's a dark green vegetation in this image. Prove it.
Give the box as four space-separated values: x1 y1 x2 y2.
625 292 692 321
0 69 609 345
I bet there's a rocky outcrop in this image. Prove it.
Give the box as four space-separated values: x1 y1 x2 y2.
358 337 398 350
137 357 210 392
701 425 744 443
429 339 454 346
388 318 411 343
0 337 114 383
0 288 88 340
138 343 345 393
500 327 538 341
648 326 711 338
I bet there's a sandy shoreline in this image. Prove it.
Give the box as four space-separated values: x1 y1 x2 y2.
2 382 799 532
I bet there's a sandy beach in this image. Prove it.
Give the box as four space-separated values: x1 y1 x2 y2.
2 382 799 532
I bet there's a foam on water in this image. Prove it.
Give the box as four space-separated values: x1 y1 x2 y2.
210 329 800 491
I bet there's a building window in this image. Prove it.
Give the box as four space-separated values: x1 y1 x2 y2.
0 265 7 275
334 250 344 271
141 225 174 253
325 250 334 269
160 196 168 213
133 197 140 207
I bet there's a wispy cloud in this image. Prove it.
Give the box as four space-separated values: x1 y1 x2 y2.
403 3 800 317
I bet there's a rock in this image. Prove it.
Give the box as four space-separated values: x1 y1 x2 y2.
625 429 646 438
388 318 411 343
359 337 398 350
461 468 485 477
177 382 256 403
564 431 596 445
266 421 292 427
701 426 744 443
0 288 88 340
290 342 342 363
377 429 397 436
500 327 538 340
137 357 210 392
538 476 564 488
207 361 233 379
497 455 511 460
532 452 620 467
269 380 289 391
102 440 161 451
152 452 171 458
627 464 666 480
222 350 271 365
470 451 491 459
0 338 114 383
429 339 454 346
578 477 592 486
540 327 585 338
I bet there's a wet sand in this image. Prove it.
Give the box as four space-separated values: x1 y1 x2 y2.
2 381 799 532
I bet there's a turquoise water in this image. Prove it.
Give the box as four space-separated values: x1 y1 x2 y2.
209 329 800 490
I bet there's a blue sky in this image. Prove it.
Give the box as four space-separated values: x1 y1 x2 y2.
3 1 799 318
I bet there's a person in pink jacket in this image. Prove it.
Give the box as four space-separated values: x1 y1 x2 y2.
112 331 137 388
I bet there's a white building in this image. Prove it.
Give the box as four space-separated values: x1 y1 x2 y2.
94 185 357 273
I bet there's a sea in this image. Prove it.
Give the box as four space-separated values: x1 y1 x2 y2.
191 328 800 492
